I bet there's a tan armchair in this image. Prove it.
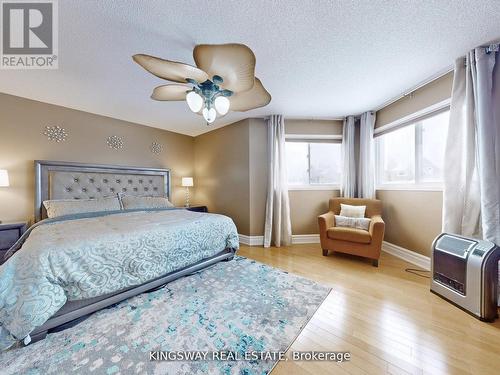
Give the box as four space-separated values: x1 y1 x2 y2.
318 198 385 267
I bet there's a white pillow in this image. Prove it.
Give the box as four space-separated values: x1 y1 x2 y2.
121 195 174 210
335 215 371 231
339 204 366 218
43 196 121 218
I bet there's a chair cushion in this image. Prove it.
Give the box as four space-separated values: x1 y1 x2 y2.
327 226 371 244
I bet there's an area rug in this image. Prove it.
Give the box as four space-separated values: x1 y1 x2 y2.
0 256 331 374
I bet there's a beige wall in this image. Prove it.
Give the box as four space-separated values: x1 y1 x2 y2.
266 119 344 235
288 190 340 234
376 72 453 128
374 71 453 256
249 118 342 236
168 69 451 252
0 93 194 222
194 119 251 234
194 118 342 237
249 119 268 236
376 190 442 256
285 119 343 135
285 119 343 234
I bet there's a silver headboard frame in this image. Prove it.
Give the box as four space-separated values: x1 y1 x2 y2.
34 160 171 222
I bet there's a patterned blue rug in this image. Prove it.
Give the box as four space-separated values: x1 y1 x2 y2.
0 256 331 374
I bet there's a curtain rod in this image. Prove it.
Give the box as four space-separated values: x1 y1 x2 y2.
372 65 453 112
486 44 499 54
263 116 345 121
372 43 498 111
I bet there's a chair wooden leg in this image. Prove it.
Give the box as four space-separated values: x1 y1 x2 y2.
372 259 379 267
322 249 328 256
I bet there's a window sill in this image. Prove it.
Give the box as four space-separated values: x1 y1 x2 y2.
288 185 340 191
376 185 443 192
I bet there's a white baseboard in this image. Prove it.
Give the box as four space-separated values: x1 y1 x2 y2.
292 234 320 244
238 234 264 246
382 241 430 270
239 234 430 270
238 234 320 246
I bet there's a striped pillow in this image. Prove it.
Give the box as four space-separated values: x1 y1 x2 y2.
335 215 371 231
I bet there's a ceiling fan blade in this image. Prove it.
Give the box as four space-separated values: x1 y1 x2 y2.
151 84 191 101
133 54 208 83
193 44 256 93
230 78 271 111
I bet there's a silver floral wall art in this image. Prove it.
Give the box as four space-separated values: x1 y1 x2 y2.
107 135 124 150
150 141 163 154
43 126 68 142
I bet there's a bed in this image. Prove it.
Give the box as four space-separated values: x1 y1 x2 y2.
0 161 238 350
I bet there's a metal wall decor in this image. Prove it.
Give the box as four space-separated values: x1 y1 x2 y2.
150 141 163 154
43 125 68 142
107 135 124 150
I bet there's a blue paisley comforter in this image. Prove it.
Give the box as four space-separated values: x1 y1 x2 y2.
0 209 239 350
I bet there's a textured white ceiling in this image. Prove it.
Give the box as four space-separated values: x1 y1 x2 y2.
0 0 499 136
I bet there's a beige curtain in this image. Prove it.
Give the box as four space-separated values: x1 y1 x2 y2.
443 46 500 244
264 115 292 247
358 111 376 199
340 116 356 197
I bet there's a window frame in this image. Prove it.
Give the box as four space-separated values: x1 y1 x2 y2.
375 105 450 191
285 135 342 191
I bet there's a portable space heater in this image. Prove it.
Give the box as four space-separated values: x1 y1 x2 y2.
430 233 500 321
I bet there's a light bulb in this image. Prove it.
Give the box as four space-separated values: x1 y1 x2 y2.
214 96 230 115
202 107 217 123
186 91 203 113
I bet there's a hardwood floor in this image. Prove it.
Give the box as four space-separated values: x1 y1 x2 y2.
237 244 500 375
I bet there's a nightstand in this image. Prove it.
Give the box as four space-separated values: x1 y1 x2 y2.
0 222 27 264
185 205 208 213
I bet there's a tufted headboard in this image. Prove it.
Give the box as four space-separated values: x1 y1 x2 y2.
34 160 171 222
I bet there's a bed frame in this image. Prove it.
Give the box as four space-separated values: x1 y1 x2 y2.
34 160 173 222
28 160 236 343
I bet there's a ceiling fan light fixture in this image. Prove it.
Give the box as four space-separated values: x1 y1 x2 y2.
133 44 272 126
214 96 230 115
186 91 203 113
202 107 217 124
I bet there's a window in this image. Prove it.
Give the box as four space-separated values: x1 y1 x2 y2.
375 110 449 189
285 140 341 189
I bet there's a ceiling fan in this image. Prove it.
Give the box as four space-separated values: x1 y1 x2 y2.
133 43 271 124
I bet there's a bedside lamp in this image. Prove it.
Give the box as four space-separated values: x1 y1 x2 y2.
0 169 9 224
181 177 194 208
